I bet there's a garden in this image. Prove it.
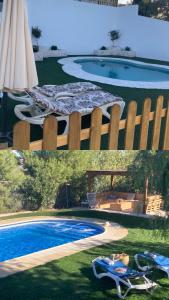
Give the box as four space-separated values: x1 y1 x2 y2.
1 150 169 212
0 209 169 300
0 151 169 299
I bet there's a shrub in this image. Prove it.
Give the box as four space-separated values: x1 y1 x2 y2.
125 46 131 51
33 45 39 53
50 45 58 51
32 27 42 39
100 46 107 50
109 30 121 47
32 27 42 46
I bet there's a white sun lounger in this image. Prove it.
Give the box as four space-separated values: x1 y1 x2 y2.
135 252 169 278
9 82 102 103
81 193 98 208
13 82 125 135
92 257 157 299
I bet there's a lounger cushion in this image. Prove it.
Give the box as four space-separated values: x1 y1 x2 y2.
26 89 53 110
34 82 102 97
95 258 145 279
140 253 169 267
26 89 123 115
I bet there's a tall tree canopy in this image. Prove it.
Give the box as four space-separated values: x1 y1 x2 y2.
0 150 169 212
133 0 169 21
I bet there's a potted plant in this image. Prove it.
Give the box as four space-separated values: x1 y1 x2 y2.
42 45 67 58
100 46 107 50
109 30 121 47
50 45 58 51
33 45 39 53
32 26 42 48
125 46 131 51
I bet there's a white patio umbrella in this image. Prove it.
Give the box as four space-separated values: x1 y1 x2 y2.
0 0 38 143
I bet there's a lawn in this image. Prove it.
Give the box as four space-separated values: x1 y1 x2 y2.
0 210 169 300
1 56 169 148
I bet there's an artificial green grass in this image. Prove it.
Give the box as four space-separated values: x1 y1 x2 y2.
1 56 169 148
0 210 169 300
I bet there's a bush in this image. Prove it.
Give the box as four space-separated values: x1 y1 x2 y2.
125 46 131 51
33 45 39 53
100 46 107 50
109 30 121 47
0 151 25 212
50 45 58 51
32 27 42 39
32 27 42 48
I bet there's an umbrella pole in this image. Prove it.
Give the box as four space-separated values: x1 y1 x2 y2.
0 92 12 146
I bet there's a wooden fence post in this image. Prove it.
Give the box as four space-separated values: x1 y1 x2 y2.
68 112 81 150
163 100 169 150
43 116 58 150
108 104 121 150
152 96 164 150
125 101 137 150
13 121 30 150
10 98 169 151
90 108 102 150
139 98 151 150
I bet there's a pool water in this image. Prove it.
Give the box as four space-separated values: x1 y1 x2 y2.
0 220 104 262
76 59 169 82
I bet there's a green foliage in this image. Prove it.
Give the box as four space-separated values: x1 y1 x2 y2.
50 45 58 50
129 151 169 193
1 151 169 212
32 27 42 39
100 46 107 50
0 151 25 212
20 151 137 210
133 0 169 21
125 46 131 51
32 26 42 46
22 156 67 209
33 45 39 53
109 30 121 47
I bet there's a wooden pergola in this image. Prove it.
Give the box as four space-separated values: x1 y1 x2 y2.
86 170 149 208
87 170 130 191
85 170 164 215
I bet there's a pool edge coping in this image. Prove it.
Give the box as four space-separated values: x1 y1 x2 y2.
0 216 128 279
58 56 169 89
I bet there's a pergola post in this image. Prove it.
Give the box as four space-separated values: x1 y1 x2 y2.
111 175 114 189
87 175 94 193
143 177 149 213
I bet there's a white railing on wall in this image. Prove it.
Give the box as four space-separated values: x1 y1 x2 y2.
76 0 118 6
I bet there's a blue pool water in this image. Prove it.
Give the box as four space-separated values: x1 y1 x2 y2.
0 220 104 262
75 59 169 82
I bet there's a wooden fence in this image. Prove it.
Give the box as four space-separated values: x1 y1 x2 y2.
12 96 169 150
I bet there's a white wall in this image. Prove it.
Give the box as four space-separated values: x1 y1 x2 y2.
27 0 119 55
27 0 169 61
117 8 169 61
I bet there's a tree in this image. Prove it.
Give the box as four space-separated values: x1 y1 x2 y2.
132 0 169 21
0 151 25 212
20 151 137 209
109 30 121 47
129 151 169 210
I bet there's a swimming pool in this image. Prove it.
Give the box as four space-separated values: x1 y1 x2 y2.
58 57 169 89
0 220 104 262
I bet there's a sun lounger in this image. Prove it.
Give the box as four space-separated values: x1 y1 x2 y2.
135 252 169 278
8 82 102 103
81 193 98 208
92 257 157 299
14 83 125 134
